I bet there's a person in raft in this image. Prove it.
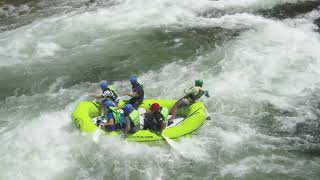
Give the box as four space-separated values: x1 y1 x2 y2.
123 75 144 109
90 81 120 105
168 80 209 126
89 81 120 115
143 103 169 132
99 100 125 131
122 104 141 134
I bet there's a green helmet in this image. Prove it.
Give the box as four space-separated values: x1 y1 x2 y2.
195 80 203 87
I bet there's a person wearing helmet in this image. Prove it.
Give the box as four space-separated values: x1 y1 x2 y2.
168 80 209 125
90 81 120 104
143 103 169 132
122 104 141 134
99 100 125 131
89 81 120 114
124 75 144 109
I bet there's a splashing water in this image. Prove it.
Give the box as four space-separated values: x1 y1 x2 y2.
1 0 320 179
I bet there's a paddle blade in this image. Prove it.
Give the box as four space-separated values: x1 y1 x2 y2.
162 134 180 151
93 127 101 142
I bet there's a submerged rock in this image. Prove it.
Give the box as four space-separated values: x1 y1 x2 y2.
258 1 320 19
314 17 320 31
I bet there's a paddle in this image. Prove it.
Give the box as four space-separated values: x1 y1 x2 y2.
149 128 185 156
161 133 179 149
160 133 191 158
93 126 102 142
92 117 104 142
142 118 181 151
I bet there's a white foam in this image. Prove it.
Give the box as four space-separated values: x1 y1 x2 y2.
1 0 320 179
124 8 320 167
220 154 316 177
36 42 62 57
0 0 306 67
0 106 77 179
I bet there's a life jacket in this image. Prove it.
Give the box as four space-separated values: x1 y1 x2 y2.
143 109 165 132
103 86 119 102
160 107 169 121
109 107 125 128
185 87 205 103
129 109 140 126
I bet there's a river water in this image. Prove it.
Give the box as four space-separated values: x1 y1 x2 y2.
1 0 320 179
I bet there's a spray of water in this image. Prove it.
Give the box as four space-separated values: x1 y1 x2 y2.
1 0 320 179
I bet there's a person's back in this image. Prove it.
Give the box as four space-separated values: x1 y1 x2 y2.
182 86 205 105
124 75 145 109
132 83 144 102
143 103 167 132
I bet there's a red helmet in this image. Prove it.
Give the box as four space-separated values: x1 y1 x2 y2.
150 103 160 111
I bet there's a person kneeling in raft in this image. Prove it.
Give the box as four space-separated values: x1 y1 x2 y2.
122 104 141 134
123 75 144 109
99 100 125 131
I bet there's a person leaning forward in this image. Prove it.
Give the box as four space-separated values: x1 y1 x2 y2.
168 80 209 125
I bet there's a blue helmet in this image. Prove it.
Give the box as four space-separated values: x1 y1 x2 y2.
123 104 134 112
130 75 138 85
103 100 114 107
100 81 108 90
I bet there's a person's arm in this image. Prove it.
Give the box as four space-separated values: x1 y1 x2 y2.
204 90 210 97
160 121 166 131
101 118 114 127
101 112 114 127
89 94 104 99
145 108 152 114
124 117 131 133
124 91 138 97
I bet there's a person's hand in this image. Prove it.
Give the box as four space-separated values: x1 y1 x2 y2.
120 134 127 138
96 119 101 126
99 123 105 129
204 91 210 98
88 93 96 97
